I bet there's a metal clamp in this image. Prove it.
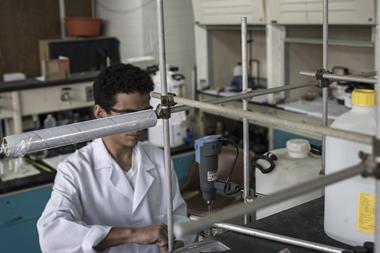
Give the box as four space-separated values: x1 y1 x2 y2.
155 93 176 119
373 137 380 179
241 88 253 101
315 69 331 88
360 137 380 179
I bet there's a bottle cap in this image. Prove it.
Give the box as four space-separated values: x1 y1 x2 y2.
286 139 310 159
352 89 376 107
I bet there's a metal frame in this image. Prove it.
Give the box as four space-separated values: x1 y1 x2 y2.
214 223 348 253
174 162 368 237
1 0 380 251
241 17 251 225
156 0 174 251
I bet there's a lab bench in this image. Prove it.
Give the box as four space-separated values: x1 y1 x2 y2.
216 198 354 253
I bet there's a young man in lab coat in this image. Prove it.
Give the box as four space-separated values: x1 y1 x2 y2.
37 64 192 253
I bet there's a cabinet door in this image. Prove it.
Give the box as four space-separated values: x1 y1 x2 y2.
0 187 52 224
0 219 41 253
268 0 375 24
267 0 308 24
173 152 195 186
306 0 375 25
272 129 320 149
0 186 52 253
193 0 265 25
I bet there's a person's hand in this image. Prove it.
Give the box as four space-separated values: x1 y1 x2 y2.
159 240 184 253
175 240 184 249
132 224 168 247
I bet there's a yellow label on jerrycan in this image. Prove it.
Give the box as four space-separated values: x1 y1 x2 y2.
357 193 375 235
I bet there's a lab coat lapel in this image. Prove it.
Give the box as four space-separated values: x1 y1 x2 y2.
132 144 155 214
109 164 134 200
93 139 134 200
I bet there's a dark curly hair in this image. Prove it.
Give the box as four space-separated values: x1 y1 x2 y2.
93 63 154 111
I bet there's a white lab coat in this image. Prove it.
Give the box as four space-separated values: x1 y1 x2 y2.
37 139 192 253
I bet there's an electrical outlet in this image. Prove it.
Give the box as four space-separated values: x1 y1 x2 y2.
85 86 94 102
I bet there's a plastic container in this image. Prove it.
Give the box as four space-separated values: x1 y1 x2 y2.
255 139 322 219
44 114 57 129
65 17 102 37
148 66 187 147
325 89 376 245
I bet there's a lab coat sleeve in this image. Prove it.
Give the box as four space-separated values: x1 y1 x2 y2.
171 163 196 245
37 163 112 253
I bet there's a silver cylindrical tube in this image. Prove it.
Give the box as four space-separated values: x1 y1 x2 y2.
169 96 372 145
214 223 348 253
156 0 174 251
300 71 377 84
2 110 157 158
321 0 329 173
241 17 251 224
174 162 366 237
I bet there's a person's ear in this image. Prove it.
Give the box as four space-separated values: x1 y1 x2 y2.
94 105 107 119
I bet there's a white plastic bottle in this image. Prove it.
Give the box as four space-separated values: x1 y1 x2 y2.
325 89 376 245
44 114 57 128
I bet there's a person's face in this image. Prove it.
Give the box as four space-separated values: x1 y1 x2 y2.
94 92 151 148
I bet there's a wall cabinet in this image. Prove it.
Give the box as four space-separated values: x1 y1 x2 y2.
192 0 265 25
267 0 375 25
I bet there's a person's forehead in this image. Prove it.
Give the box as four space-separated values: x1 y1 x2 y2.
114 92 150 108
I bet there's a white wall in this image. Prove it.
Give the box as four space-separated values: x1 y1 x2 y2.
97 0 145 58
97 0 196 97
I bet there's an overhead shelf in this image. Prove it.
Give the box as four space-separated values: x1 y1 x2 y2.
285 37 374 48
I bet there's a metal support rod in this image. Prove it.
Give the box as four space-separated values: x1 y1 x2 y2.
241 17 251 224
321 0 329 174
300 71 377 84
376 180 380 253
214 223 349 253
152 82 317 114
174 162 366 237
167 95 372 145
58 0 66 38
91 0 97 18
374 4 380 251
156 0 174 251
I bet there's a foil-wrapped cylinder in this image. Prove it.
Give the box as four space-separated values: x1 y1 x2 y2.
2 109 157 158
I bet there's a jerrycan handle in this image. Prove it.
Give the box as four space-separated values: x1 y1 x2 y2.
253 152 278 174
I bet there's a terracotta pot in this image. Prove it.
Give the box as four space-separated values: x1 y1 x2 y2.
65 17 102 37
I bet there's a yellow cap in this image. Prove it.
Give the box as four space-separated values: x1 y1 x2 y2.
352 89 376 107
